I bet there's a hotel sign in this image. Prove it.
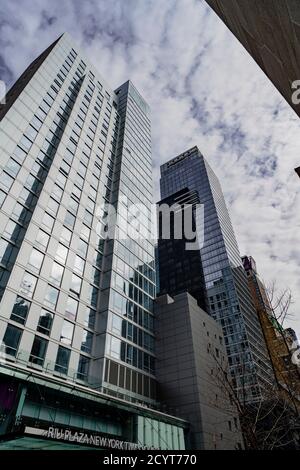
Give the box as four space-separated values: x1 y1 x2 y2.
25 426 157 450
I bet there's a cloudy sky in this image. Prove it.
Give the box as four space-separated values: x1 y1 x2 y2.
1 0 300 334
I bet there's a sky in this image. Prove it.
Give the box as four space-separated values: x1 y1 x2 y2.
1 0 300 334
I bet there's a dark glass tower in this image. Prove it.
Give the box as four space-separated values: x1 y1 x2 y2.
160 146 275 402
157 188 207 311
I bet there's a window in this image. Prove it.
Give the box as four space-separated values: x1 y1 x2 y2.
74 255 85 275
56 171 67 189
55 346 70 375
91 266 101 285
29 336 48 366
1 172 14 191
110 336 121 359
48 197 59 216
75 173 84 189
3 220 23 243
12 203 30 225
69 197 79 215
64 211 75 229
77 239 88 257
0 239 15 267
60 320 74 345
19 188 37 210
52 184 63 202
11 296 31 325
42 212 55 232
72 185 81 200
65 297 78 320
20 272 37 298
81 224 90 241
88 284 98 308
5 158 21 178
77 355 90 381
37 309 53 336
19 135 33 151
60 160 70 176
111 314 122 335
81 330 93 353
31 115 43 131
50 261 64 286
28 249 44 273
84 210 93 226
55 244 68 264
44 285 59 309
13 146 27 164
84 308 96 329
3 324 22 357
60 226 72 245
78 162 87 177
0 190 6 208
70 273 82 295
35 230 50 250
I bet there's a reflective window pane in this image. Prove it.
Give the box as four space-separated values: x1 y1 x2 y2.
1 172 14 191
84 307 96 329
65 297 78 320
60 226 72 245
35 230 50 250
50 261 64 286
37 309 53 336
11 296 31 325
44 285 59 309
42 212 55 232
55 346 70 375
3 324 22 357
20 272 37 298
28 249 44 273
81 330 93 353
55 244 68 264
77 355 90 381
29 336 48 366
70 273 81 296
60 320 74 345
74 255 85 275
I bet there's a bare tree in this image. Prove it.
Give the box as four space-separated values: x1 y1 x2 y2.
208 283 300 449
209 348 299 450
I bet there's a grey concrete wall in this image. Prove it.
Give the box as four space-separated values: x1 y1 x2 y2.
155 292 243 450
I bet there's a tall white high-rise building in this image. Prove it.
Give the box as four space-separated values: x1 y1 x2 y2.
0 33 186 450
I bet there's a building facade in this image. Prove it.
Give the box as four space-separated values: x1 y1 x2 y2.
155 292 244 450
205 0 300 119
157 188 207 311
160 146 275 402
0 33 186 449
242 255 300 403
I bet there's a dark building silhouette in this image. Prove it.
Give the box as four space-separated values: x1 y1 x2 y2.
157 188 207 311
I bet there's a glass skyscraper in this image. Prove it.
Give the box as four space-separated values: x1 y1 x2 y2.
160 146 275 402
0 33 186 449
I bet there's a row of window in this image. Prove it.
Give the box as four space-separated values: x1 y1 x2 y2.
2 322 90 380
106 334 155 374
110 290 154 332
10 294 92 351
110 312 154 353
19 269 98 313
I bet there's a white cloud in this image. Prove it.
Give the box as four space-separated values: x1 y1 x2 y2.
1 0 300 335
